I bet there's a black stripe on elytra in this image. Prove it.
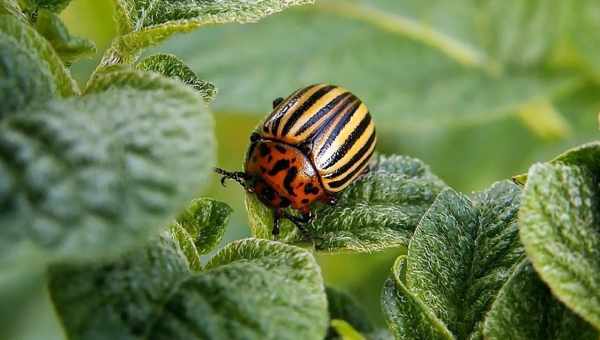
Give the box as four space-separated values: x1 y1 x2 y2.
281 85 335 136
316 100 361 162
320 113 372 170
283 166 298 196
323 131 376 179
268 159 290 176
303 94 357 143
271 86 313 135
294 92 352 137
328 147 375 189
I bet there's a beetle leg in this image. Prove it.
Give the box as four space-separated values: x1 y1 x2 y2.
272 97 284 108
272 209 281 239
282 211 312 239
214 168 247 188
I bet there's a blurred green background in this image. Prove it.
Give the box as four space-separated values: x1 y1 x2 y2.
13 0 600 338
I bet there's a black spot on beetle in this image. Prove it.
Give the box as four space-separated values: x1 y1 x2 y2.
259 143 270 156
268 159 290 176
260 166 267 173
275 145 287 154
261 186 276 201
280 197 291 208
304 183 320 195
283 166 298 196
302 199 309 204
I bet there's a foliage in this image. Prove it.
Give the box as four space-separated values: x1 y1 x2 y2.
2 0 600 339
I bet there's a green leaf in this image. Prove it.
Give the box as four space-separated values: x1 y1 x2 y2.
33 10 96 65
137 53 216 102
0 70 215 262
326 287 374 335
483 260 598 340
382 181 524 339
161 0 578 131
103 0 314 65
246 154 447 252
330 320 367 340
520 159 600 329
169 198 232 271
0 15 78 100
381 256 454 340
20 0 71 13
50 237 329 340
0 0 27 20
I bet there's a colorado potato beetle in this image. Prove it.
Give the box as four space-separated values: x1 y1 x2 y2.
215 84 376 236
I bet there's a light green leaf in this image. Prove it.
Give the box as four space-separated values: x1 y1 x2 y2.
330 320 366 340
0 0 27 20
246 155 447 252
382 181 524 339
0 15 78 99
103 0 314 65
520 160 600 329
50 237 329 340
0 70 215 262
326 287 374 336
34 10 96 65
137 53 216 102
169 198 232 270
381 256 454 340
161 0 578 131
483 260 597 340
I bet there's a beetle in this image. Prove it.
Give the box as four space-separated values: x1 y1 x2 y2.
215 84 376 237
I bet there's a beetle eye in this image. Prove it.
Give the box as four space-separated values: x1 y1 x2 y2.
250 132 260 142
272 97 284 108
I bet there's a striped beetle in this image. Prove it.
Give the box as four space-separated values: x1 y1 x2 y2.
216 84 376 237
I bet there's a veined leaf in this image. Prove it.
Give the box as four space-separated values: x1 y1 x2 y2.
34 10 96 65
50 237 329 340
161 0 578 131
483 260 597 340
137 53 216 102
103 0 314 65
0 71 215 262
0 15 78 99
382 181 524 339
246 155 447 252
169 198 232 271
520 159 600 329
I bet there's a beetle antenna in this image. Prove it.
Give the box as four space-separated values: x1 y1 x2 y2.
214 168 247 188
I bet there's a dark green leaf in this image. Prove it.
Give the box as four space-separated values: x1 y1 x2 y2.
0 70 215 262
50 237 329 340
483 260 597 340
104 0 314 64
20 0 71 13
137 53 216 102
326 287 374 336
520 160 600 329
34 10 96 64
246 155 447 252
0 14 78 101
169 198 232 270
161 0 577 131
382 181 524 339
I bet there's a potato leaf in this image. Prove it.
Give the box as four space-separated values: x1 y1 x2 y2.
33 10 96 65
50 237 329 340
20 0 72 13
0 70 215 262
483 260 597 340
0 14 78 102
137 53 216 102
246 155 447 252
169 198 232 271
104 0 314 64
382 181 524 339
520 158 600 329
326 287 374 336
161 0 577 131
